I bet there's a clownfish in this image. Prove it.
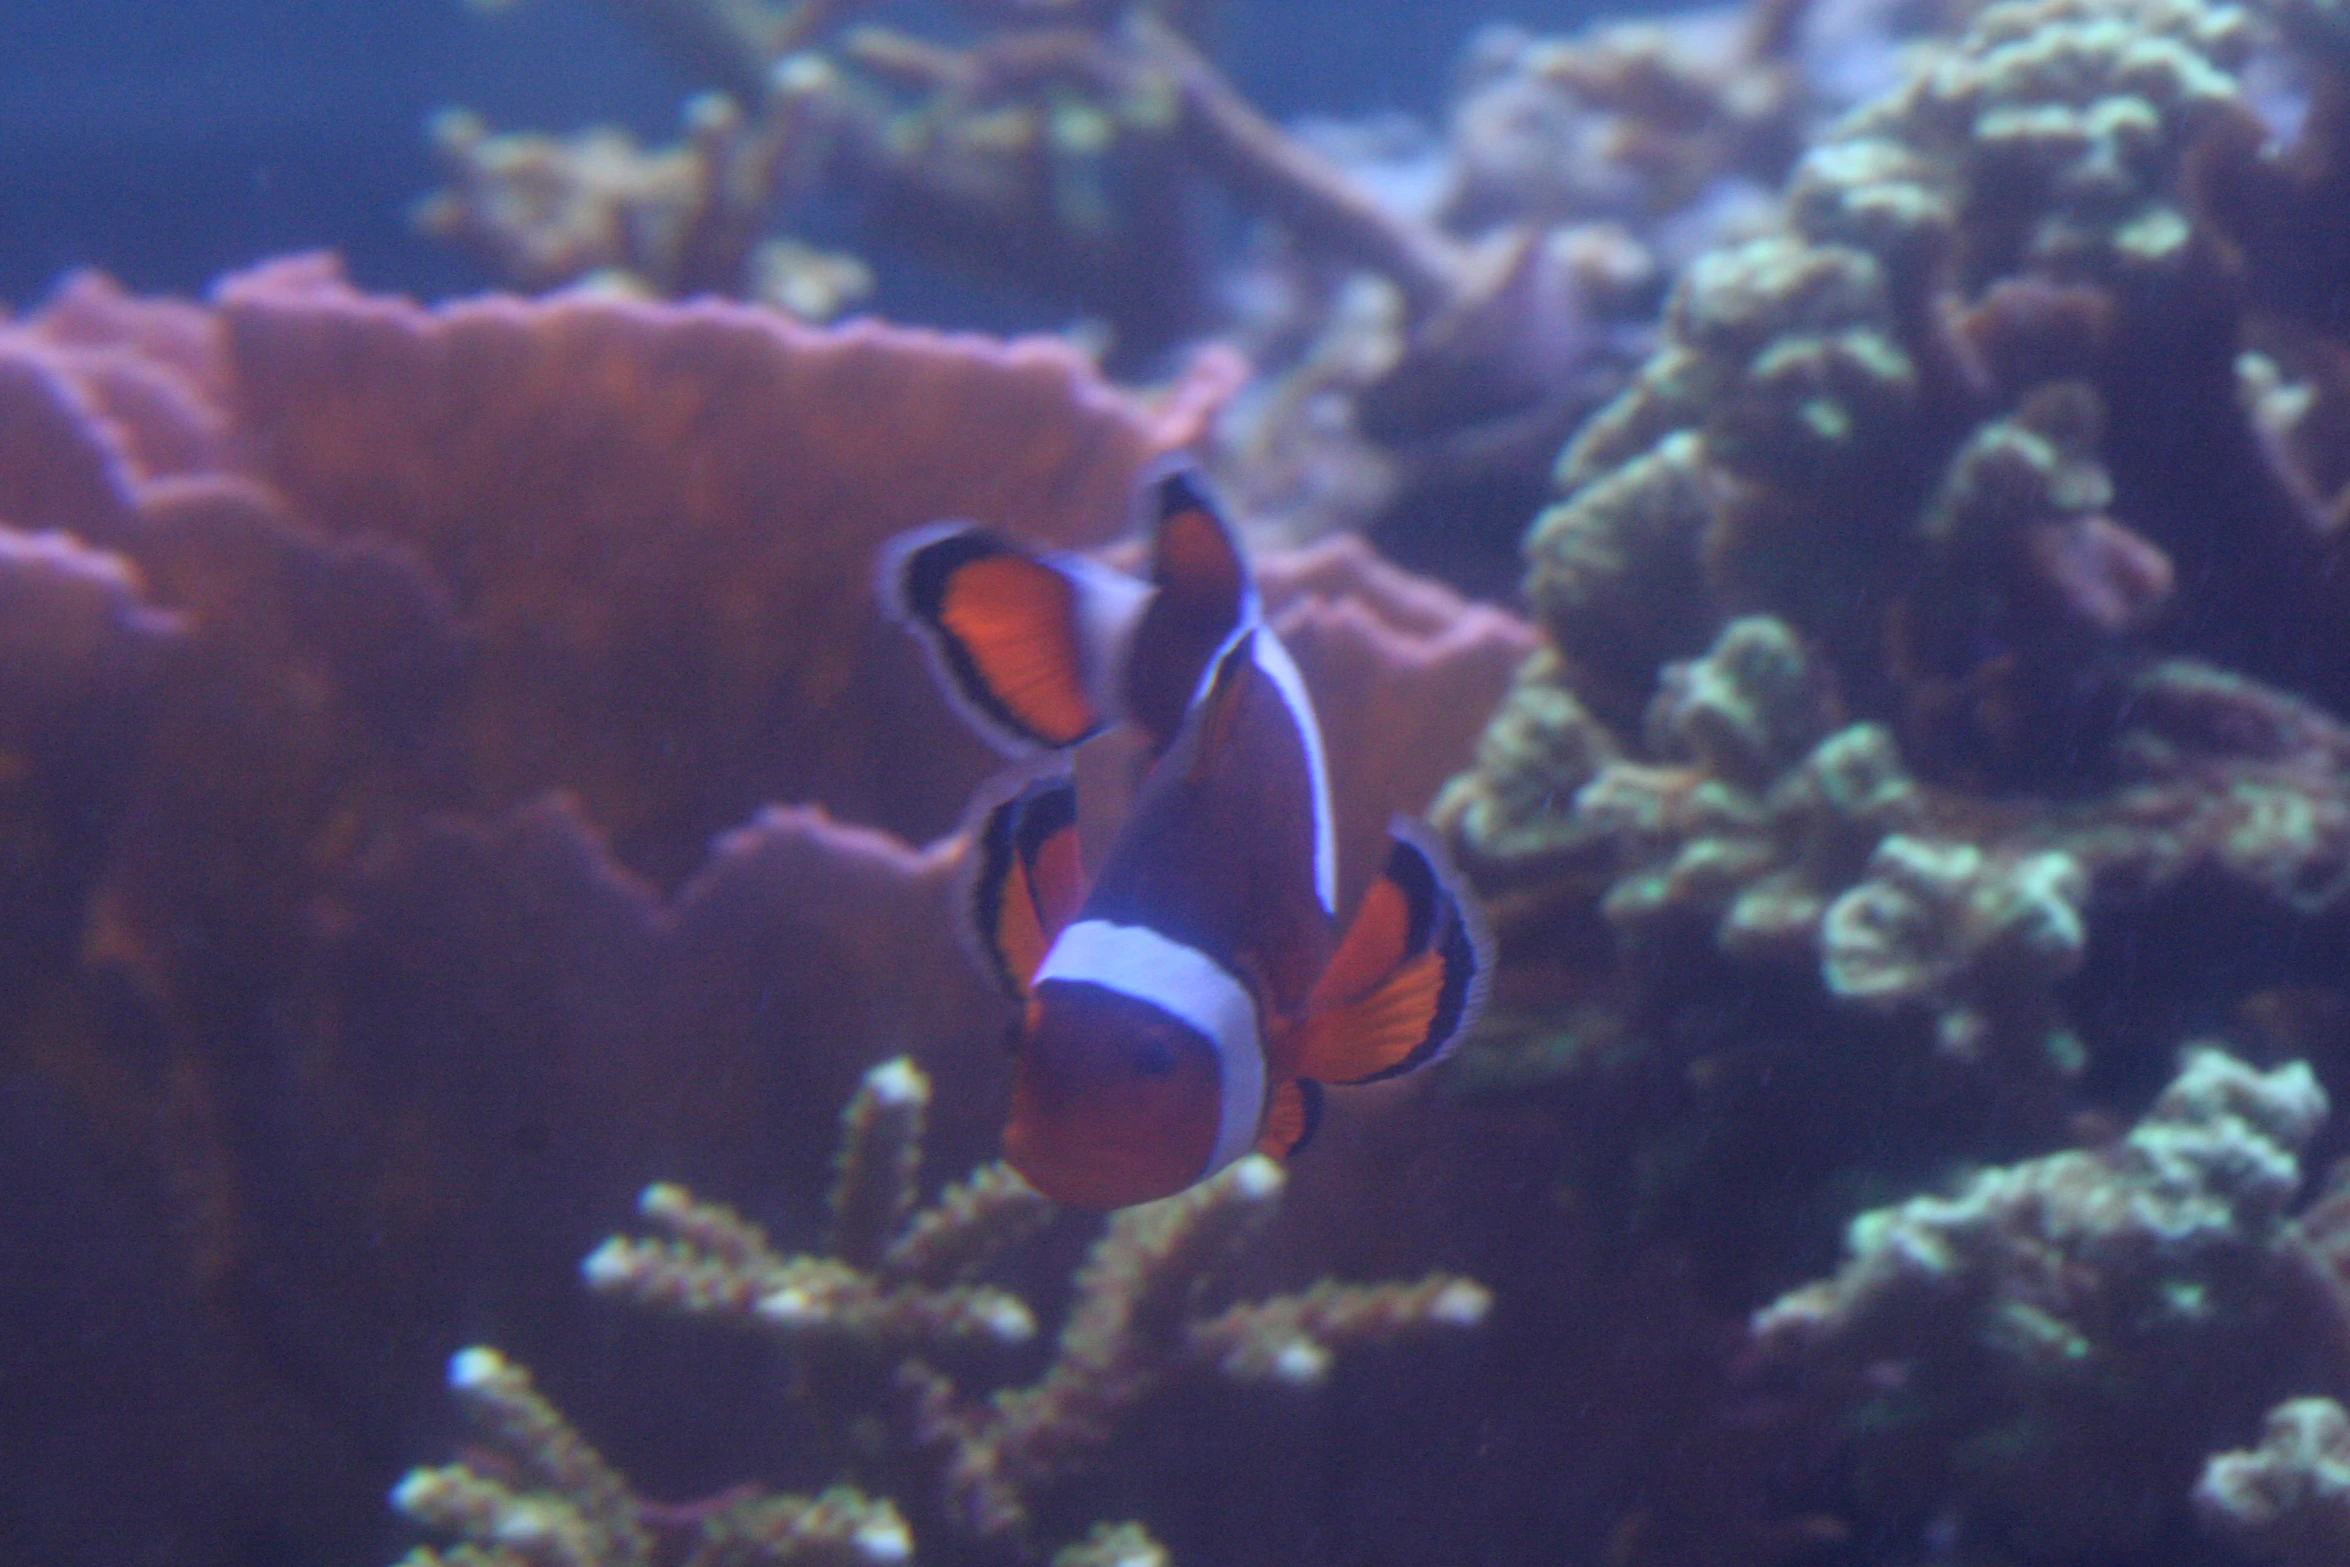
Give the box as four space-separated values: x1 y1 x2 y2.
883 465 1489 1209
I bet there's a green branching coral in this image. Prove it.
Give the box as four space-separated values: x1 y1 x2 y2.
1803 0 2250 280
1476 0 2266 796
2198 1398 2350 1566
392 1346 911 1567
1525 432 1721 725
1819 832 2089 1064
1048 1521 1170 1567
896 1151 1489 1541
1566 619 1923 963
584 1059 1049 1350
462 1058 1492 1560
1430 648 1623 892
1755 1048 2342 1560
1440 0 2350 1108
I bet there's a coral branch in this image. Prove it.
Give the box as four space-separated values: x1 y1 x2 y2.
829 1056 930 1270
1187 1274 1492 1385
585 1063 1044 1350
1133 15 1468 321
905 1155 1288 1538
897 1153 1490 1540
390 1347 910 1567
1755 1048 2343 1558
884 1161 1057 1289
570 1064 1489 1551
2198 1398 2350 1567
393 1347 650 1567
1049 1521 1168 1567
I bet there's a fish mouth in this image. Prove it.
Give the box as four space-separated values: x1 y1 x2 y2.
1003 1104 1191 1210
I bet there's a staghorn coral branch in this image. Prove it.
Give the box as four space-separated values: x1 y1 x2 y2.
1049 1520 1169 1567
1131 14 1470 321
1188 1274 1493 1385
681 1486 913 1566
451 1349 644 1560
390 1346 910 1567
904 1155 1290 1537
569 1065 1492 1547
882 1161 1056 1289
900 1154 1492 1538
394 1347 651 1567
829 1055 930 1270
584 1068 1043 1350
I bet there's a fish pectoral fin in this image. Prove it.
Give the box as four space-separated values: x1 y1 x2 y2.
966 773 1087 999
885 524 1120 753
1255 1078 1323 1160
1294 819 1491 1085
1123 464 1258 753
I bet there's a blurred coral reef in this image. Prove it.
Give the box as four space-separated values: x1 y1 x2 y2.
0 254 1518 1565
424 0 1938 590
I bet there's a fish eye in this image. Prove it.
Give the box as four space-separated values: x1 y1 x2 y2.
1132 1038 1176 1078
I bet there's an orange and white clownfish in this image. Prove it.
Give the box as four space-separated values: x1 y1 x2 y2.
882 463 1489 1209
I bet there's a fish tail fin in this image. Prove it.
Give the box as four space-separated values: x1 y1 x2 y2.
1293 818 1491 1085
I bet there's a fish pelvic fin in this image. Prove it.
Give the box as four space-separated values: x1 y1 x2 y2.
1255 1077 1323 1161
1293 818 1492 1085
965 772 1088 1000
885 524 1144 754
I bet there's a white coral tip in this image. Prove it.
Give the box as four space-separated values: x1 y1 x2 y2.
494 1499 560 1547
1430 1280 1493 1327
448 1346 506 1390
1229 1154 1286 1201
640 1182 690 1218
756 1285 821 1327
977 1295 1036 1343
1270 1337 1333 1386
580 1238 632 1289
854 1514 913 1562
864 1056 930 1107
389 1470 437 1514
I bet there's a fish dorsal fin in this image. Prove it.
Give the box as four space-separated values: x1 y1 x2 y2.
1164 625 1339 918
967 774 1088 1000
886 524 1143 754
1123 465 1259 752
1293 819 1492 1085
1182 630 1259 787
1256 1078 1323 1160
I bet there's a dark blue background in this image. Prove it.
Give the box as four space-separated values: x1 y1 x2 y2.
0 0 1622 309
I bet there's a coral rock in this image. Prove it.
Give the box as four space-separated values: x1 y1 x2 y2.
1820 833 2088 1063
1756 1047 2341 1559
2197 1397 2350 1567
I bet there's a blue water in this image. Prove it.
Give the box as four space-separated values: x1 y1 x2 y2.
0 0 1625 306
